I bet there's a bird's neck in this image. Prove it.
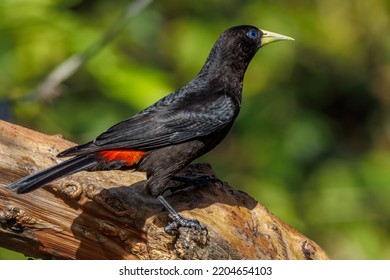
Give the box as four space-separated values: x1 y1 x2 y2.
192 56 244 107
196 46 249 88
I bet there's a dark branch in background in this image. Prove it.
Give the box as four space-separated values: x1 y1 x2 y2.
28 0 153 102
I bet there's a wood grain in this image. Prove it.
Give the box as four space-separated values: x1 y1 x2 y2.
0 120 329 259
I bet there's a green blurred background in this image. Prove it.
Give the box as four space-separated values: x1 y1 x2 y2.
1 0 389 259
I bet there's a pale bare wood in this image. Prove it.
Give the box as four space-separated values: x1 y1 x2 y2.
0 120 329 259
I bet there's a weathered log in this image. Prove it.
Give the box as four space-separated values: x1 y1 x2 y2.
0 120 329 259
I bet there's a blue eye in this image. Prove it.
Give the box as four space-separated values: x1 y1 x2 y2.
248 29 257 39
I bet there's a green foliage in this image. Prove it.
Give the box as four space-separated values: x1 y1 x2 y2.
1 0 389 259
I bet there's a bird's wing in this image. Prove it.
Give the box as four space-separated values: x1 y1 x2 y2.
91 91 238 150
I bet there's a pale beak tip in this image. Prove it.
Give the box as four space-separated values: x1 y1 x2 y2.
260 29 295 45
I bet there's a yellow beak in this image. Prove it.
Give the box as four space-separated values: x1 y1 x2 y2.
260 29 294 46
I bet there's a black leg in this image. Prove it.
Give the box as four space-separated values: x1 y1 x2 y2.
157 195 207 233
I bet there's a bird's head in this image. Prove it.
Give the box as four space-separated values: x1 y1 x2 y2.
218 25 294 65
198 25 294 82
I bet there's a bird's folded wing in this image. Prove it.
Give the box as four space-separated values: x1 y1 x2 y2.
92 94 237 150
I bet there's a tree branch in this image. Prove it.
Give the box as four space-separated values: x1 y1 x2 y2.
0 120 329 259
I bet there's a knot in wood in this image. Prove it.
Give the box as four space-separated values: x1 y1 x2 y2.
0 205 36 232
85 183 104 199
98 220 118 236
302 240 317 260
60 179 83 200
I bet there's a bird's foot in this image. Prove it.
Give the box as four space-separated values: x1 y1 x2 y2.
164 212 207 234
157 195 207 234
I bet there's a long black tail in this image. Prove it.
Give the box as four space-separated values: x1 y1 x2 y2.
7 155 96 194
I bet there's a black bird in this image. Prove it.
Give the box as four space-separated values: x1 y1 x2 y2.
8 25 293 231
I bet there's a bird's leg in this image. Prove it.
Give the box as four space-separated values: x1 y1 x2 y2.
157 195 207 233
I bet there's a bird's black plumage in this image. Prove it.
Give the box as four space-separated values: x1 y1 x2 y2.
60 26 261 156
8 25 293 231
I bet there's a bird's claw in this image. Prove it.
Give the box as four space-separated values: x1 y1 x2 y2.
164 213 207 234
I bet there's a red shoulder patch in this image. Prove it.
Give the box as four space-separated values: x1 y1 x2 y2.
97 149 145 167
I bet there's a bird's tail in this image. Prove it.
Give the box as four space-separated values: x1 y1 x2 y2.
7 155 96 194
